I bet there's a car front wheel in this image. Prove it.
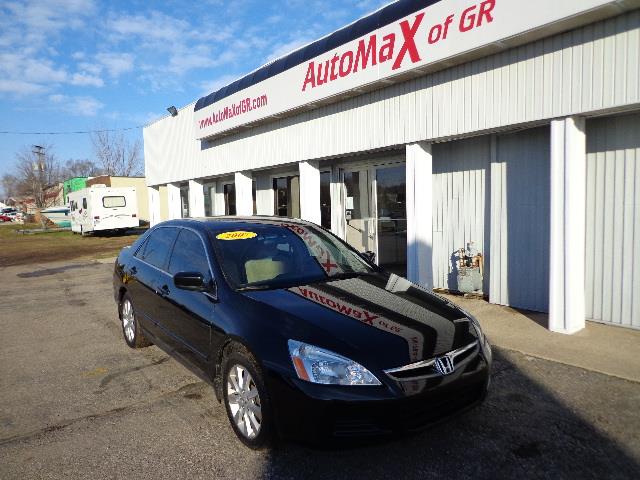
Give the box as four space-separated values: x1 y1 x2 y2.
222 350 274 449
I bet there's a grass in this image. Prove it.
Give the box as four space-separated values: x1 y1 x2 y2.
0 223 144 267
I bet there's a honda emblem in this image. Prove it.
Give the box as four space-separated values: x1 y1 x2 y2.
434 355 455 376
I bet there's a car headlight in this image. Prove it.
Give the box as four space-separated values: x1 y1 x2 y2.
288 340 381 386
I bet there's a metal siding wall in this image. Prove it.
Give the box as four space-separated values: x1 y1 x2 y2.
144 11 640 187
585 113 640 328
432 137 491 293
491 127 551 312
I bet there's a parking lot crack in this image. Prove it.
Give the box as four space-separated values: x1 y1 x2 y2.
0 381 204 447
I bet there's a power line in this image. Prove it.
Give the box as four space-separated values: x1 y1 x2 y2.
0 125 144 135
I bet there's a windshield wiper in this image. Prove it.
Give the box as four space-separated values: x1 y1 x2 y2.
325 271 371 281
237 285 273 291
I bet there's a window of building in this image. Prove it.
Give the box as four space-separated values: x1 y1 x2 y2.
273 175 300 218
320 171 331 229
252 180 257 215
204 183 216 217
180 184 190 218
224 183 236 215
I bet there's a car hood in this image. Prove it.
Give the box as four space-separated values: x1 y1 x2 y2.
242 272 478 370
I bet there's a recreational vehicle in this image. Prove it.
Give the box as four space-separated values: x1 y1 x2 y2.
69 185 139 235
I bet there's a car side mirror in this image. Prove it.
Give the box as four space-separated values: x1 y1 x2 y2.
174 272 206 291
362 251 376 264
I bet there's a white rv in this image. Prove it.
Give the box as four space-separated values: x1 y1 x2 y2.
68 185 139 235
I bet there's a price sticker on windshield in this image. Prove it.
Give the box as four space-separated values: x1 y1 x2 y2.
216 231 257 240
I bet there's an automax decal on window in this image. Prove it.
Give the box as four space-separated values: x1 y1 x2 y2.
280 223 345 276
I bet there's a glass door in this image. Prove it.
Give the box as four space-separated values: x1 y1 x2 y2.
273 176 300 218
375 165 407 277
342 163 407 277
180 185 190 218
343 169 375 255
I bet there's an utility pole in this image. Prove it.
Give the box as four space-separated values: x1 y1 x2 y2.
32 145 47 227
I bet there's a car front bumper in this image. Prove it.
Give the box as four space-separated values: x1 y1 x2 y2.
266 352 491 441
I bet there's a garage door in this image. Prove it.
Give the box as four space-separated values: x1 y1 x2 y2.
490 127 551 312
586 113 640 328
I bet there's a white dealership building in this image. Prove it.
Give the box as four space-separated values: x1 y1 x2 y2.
144 0 640 333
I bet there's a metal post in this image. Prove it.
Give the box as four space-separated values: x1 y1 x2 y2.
549 117 586 334
299 161 321 224
406 142 433 289
235 171 254 216
188 179 205 218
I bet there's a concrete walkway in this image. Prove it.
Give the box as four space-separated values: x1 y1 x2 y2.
444 294 640 383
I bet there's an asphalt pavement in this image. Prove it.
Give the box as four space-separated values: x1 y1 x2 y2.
0 259 639 479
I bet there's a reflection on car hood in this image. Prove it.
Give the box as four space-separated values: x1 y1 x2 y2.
243 272 477 369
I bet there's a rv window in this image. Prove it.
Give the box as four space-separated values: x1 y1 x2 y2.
103 196 126 208
82 198 87 209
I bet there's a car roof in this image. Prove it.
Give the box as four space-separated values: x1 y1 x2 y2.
155 216 316 234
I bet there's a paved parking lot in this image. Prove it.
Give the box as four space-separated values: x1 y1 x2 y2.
1 259 639 479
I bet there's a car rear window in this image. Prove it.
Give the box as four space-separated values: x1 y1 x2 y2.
103 196 126 208
139 227 179 270
168 229 210 276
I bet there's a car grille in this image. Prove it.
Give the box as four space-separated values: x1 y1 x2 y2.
383 341 479 381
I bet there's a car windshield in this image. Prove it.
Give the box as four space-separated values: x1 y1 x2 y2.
211 222 375 290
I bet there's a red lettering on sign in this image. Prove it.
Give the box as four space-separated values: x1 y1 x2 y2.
392 13 424 70
353 35 377 73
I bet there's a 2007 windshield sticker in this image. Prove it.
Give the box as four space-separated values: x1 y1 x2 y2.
216 231 257 240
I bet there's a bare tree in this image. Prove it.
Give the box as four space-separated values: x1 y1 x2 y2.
1 174 20 200
14 144 64 209
91 130 143 177
64 159 103 178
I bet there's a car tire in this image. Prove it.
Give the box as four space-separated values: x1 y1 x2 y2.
222 348 274 449
119 293 152 348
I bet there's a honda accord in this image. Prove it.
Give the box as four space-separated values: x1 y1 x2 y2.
113 217 492 448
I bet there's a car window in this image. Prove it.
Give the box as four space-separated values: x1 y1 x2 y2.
139 227 179 270
133 237 149 259
168 229 211 276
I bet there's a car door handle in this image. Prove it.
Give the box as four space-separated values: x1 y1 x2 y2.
156 284 170 297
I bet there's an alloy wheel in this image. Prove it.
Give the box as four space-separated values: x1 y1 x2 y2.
226 364 262 439
121 299 135 343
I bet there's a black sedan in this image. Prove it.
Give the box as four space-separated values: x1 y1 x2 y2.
113 217 492 448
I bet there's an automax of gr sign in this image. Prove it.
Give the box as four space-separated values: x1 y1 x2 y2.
194 0 618 140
